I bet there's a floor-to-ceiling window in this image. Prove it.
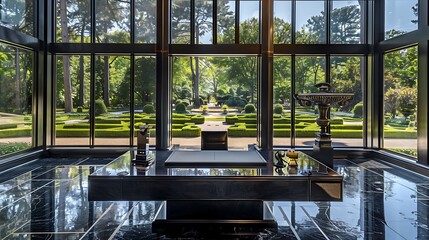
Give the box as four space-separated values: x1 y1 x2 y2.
0 0 35 157
383 46 418 157
2 0 429 164
0 44 33 155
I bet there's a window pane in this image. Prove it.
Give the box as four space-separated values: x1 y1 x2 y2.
135 56 156 146
330 56 363 147
195 0 213 44
274 0 292 44
273 56 291 146
94 56 131 145
385 0 418 39
296 0 325 44
171 0 191 44
239 0 260 44
135 0 157 43
95 0 130 43
0 44 33 156
331 1 362 44
217 0 235 44
55 55 91 146
56 0 91 43
171 56 258 150
0 0 33 35
295 56 325 146
384 47 418 157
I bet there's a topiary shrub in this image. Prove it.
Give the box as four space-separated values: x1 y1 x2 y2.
175 102 187 113
352 102 363 118
225 96 247 108
244 104 256 113
95 99 108 116
221 104 228 114
274 104 284 114
143 104 155 114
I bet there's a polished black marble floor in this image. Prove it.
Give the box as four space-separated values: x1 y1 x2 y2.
1 155 429 239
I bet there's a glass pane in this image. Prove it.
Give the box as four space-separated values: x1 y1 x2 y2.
294 56 325 146
55 55 91 146
330 56 363 147
296 0 325 44
171 56 258 150
56 0 91 43
171 0 191 44
0 44 33 156
274 0 292 44
217 0 235 44
331 1 362 44
195 0 213 44
134 56 156 146
273 56 291 146
239 0 260 44
135 0 157 43
384 47 418 157
0 0 33 35
95 0 131 43
385 0 418 39
94 56 131 145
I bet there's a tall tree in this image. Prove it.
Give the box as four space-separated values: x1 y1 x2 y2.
59 0 73 113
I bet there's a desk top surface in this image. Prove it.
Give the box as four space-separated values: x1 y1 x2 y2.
91 150 340 179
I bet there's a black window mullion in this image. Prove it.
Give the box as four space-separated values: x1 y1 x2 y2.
213 0 218 44
291 55 296 146
131 0 135 44
191 0 195 44
235 0 240 44
326 0 330 44
291 0 296 44
90 54 95 146
90 0 96 146
91 0 96 44
130 55 135 146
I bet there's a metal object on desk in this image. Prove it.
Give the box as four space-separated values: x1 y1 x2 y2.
132 125 152 167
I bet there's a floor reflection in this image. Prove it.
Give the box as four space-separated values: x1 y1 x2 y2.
0 156 428 239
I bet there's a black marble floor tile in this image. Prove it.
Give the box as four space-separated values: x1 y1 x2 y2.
2 155 429 239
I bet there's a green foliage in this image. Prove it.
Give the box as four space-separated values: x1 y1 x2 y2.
389 148 417 157
95 99 107 116
397 87 417 118
273 104 284 114
225 96 247 108
143 104 155 114
352 102 363 118
244 104 256 113
0 128 32 138
0 142 31 156
0 124 18 130
175 102 187 113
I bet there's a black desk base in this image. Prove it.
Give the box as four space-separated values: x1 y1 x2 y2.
152 200 277 237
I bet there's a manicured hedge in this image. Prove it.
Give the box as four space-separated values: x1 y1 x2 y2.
0 123 18 130
63 123 125 129
384 130 417 138
329 124 363 130
0 128 31 138
172 125 201 137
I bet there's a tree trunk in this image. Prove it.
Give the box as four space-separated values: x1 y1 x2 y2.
189 57 200 107
60 0 73 113
78 22 86 107
15 49 21 111
194 57 200 106
103 55 110 107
